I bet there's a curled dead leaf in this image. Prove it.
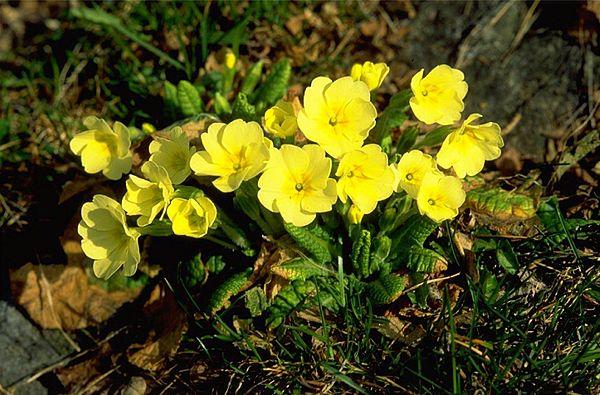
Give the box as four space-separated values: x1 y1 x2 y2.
126 284 187 372
10 263 143 330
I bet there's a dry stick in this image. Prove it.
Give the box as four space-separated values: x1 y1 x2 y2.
80 367 118 394
400 272 461 297
8 327 126 390
38 264 81 352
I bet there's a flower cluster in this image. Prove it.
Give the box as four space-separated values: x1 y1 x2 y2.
70 59 502 279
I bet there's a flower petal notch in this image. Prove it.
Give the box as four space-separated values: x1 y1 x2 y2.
409 65 468 125
190 119 271 192
395 149 439 199
336 144 396 214
257 144 337 227
416 172 466 223
69 116 133 180
436 113 504 178
297 76 377 159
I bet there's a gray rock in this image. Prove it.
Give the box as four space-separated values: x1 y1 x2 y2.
0 302 62 393
401 1 588 161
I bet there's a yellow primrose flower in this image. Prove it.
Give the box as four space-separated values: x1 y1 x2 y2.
190 119 271 193
122 161 174 226
416 172 465 223
436 113 503 178
142 122 156 134
350 61 390 91
336 144 395 214
69 116 132 180
297 76 377 158
78 194 141 279
395 150 439 199
264 99 298 138
167 196 217 238
348 204 365 224
149 127 196 185
409 65 468 125
224 50 236 69
257 144 337 227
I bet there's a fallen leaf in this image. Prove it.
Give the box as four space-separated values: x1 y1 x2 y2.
59 175 104 204
10 263 144 330
126 284 187 372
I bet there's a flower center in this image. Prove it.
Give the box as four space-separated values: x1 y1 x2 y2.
406 173 413 181
347 171 354 178
428 198 435 206
295 183 304 191
233 163 242 171
421 90 428 97
329 116 337 126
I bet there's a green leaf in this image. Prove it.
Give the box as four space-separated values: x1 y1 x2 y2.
496 239 519 274
240 60 264 95
266 280 316 329
480 269 500 303
395 126 419 154
164 81 179 120
369 90 411 144
244 287 269 317
284 222 333 264
183 254 206 288
251 58 291 107
467 186 537 222
231 92 258 122
413 125 453 149
390 214 438 251
207 268 252 314
206 256 226 274
270 258 330 281
537 197 600 244
214 92 231 116
177 80 203 116
350 230 372 278
406 245 447 273
366 274 405 305
70 6 185 71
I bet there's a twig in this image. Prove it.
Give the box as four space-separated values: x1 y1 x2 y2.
37 264 81 352
400 273 461 296
80 367 118 394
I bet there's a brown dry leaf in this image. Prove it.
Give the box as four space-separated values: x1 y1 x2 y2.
377 314 426 344
285 14 304 36
127 284 187 372
56 342 112 392
265 274 290 301
10 264 143 330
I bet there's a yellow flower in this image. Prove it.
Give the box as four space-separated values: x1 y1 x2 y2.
167 196 217 238
122 161 174 226
348 204 364 224
436 113 503 178
264 99 298 138
350 61 390 91
78 194 141 279
257 144 337 227
142 122 156 134
416 172 465 222
190 119 271 192
395 150 439 199
69 116 132 180
149 127 196 185
224 50 236 69
297 76 377 158
336 144 395 214
409 65 468 125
